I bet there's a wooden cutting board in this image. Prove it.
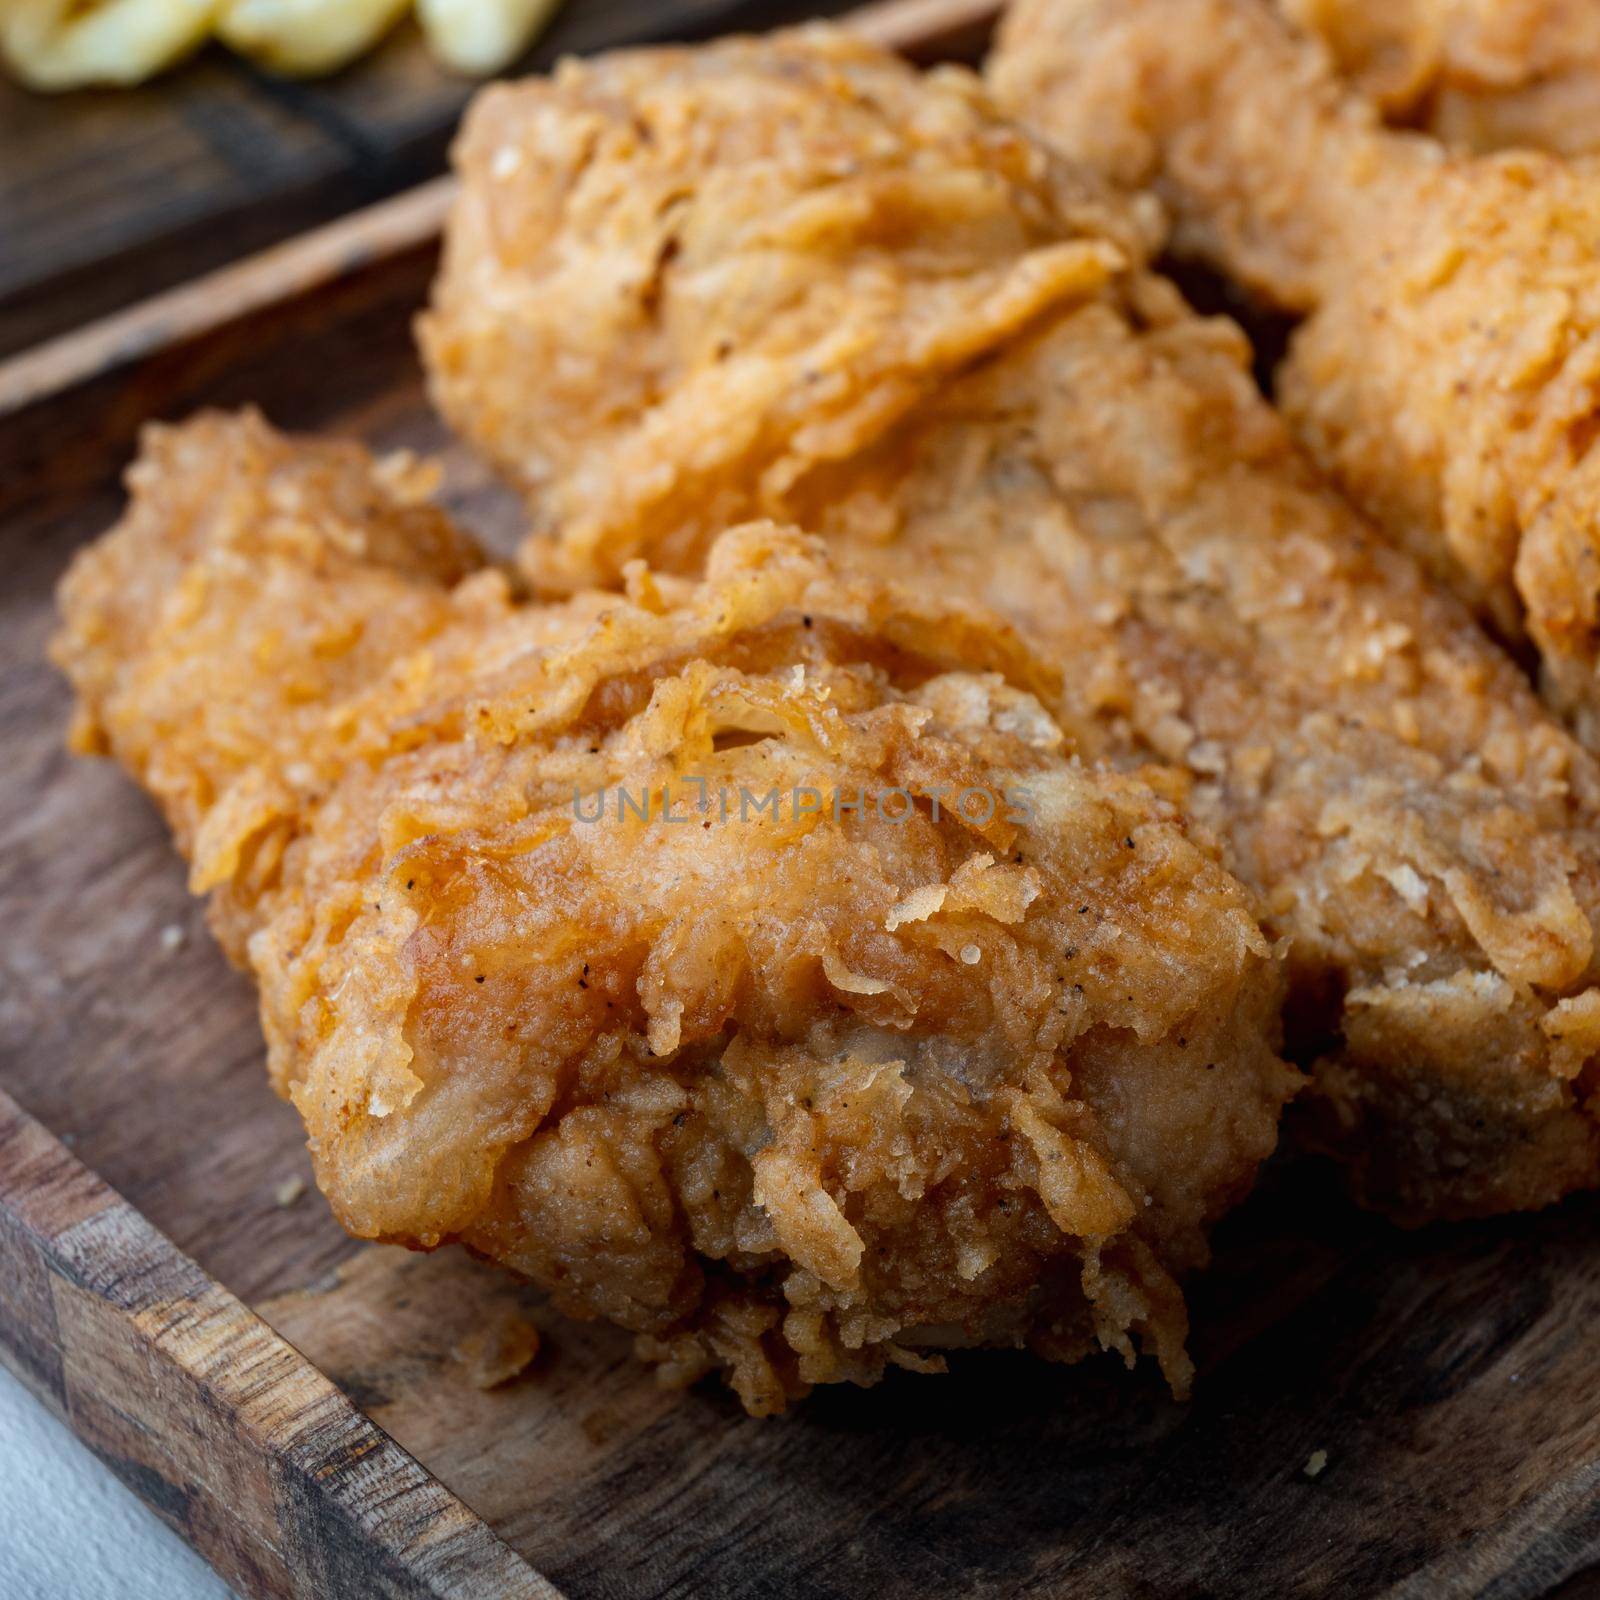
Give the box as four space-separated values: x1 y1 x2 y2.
5 2 1600 1594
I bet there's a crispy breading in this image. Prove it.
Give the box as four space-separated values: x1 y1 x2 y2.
423 25 1600 1219
53 410 1293 1411
1279 0 1600 156
993 0 1600 745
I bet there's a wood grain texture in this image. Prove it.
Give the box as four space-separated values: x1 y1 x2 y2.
4 2 1600 1595
0 1091 548 1599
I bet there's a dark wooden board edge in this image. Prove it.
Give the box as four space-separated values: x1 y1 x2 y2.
0 0 1000 422
0 1088 556 1600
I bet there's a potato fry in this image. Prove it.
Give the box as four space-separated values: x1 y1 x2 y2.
218 0 410 77
416 0 561 75
1 0 217 90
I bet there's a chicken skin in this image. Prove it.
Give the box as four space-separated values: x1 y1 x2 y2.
52 409 1295 1412
1280 0 1600 157
993 0 1600 747
422 25 1600 1220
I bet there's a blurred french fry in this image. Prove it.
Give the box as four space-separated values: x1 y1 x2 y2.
218 0 410 76
1 0 217 90
416 0 562 75
0 0 567 90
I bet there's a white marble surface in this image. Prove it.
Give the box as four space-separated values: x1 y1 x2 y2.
0 1365 234 1600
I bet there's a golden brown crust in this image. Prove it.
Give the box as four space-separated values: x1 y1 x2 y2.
1279 0 1600 157
993 0 1600 742
427 25 1600 1219
419 24 1163 590
53 410 1293 1411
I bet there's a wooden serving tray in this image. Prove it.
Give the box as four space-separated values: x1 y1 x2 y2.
5 3 1600 1594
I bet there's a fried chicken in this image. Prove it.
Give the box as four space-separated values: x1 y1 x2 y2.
52 409 1295 1411
993 0 1600 746
421 25 1600 1219
1280 0 1600 156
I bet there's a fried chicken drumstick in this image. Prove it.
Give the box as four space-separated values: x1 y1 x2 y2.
53 410 1294 1411
1280 0 1600 157
993 0 1600 746
422 25 1600 1219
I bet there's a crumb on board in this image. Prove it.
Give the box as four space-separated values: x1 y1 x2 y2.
159 923 187 954
273 1175 306 1208
1303 1449 1329 1479
452 1310 543 1389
